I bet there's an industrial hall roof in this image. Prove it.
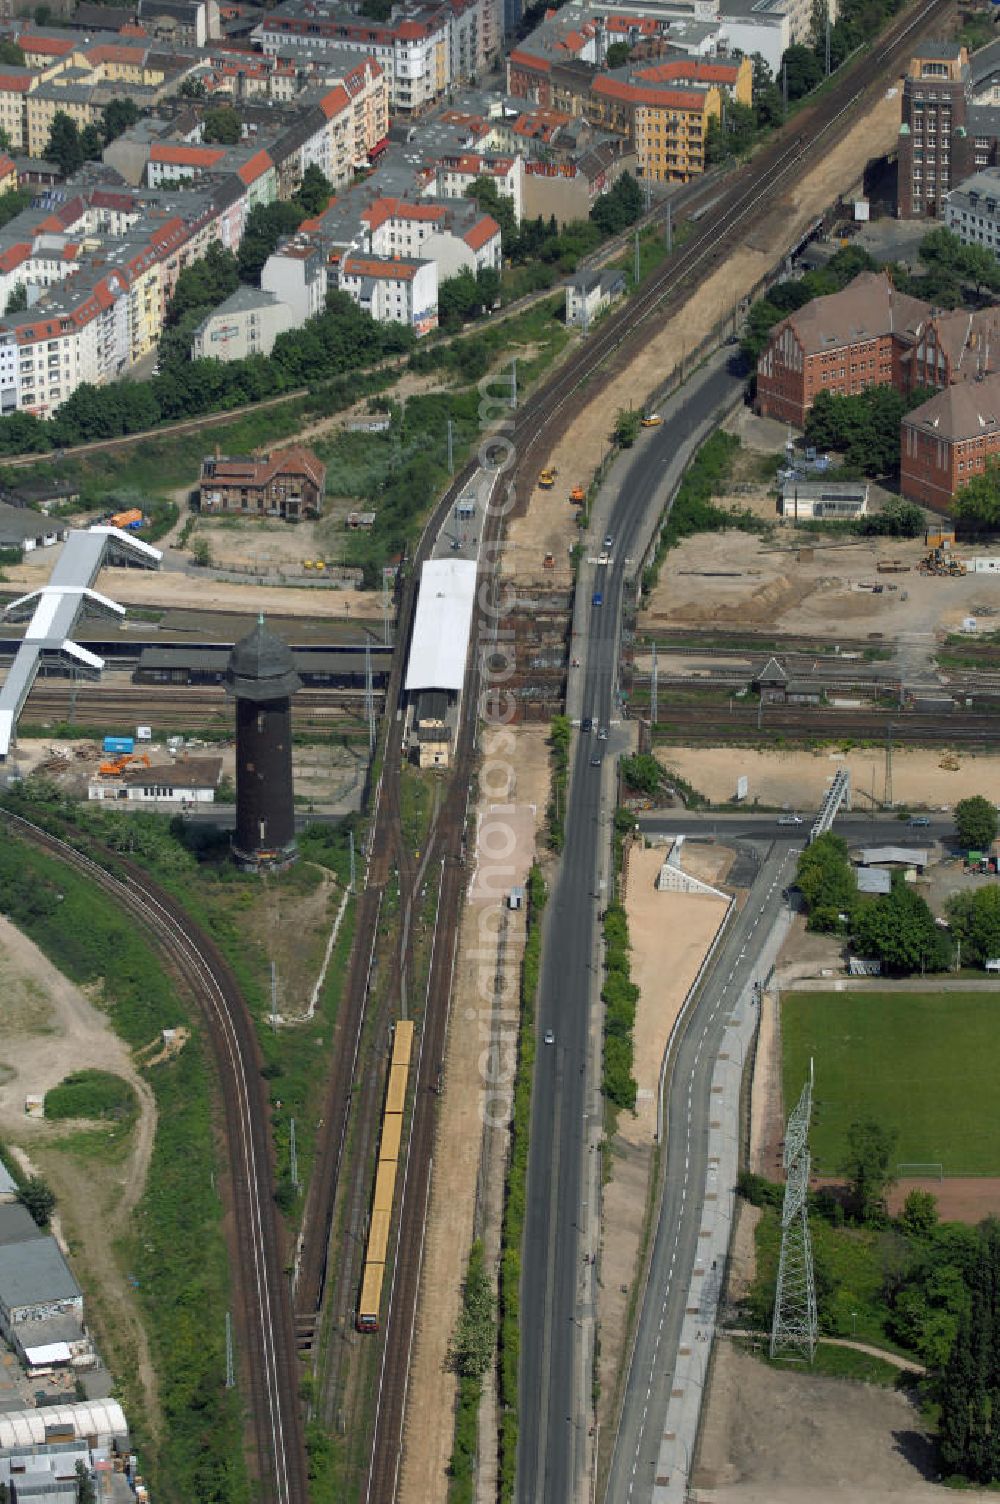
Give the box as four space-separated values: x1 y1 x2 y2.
226 617 302 702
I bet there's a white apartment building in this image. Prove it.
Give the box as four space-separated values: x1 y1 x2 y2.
262 237 327 323
339 253 438 335
191 286 295 361
362 196 501 277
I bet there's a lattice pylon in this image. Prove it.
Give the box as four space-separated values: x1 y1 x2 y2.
770 1064 818 1362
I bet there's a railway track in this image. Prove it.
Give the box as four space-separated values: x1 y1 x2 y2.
0 808 308 1504
291 1 960 1494
654 702 1000 745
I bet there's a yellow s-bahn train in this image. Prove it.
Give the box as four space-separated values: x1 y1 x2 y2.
357 1020 415 1333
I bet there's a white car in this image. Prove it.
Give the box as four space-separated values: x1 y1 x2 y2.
777 814 803 826
543 1029 555 1046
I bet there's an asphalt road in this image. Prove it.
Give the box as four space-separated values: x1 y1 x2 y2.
518 357 745 1504
638 811 955 843
605 839 798 1503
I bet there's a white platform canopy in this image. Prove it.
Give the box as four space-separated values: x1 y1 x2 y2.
404 558 477 693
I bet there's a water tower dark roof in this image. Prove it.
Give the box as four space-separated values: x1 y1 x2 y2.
226 618 302 702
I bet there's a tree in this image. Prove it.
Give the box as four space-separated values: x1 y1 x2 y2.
590 172 644 236
45 112 84 177
955 794 998 852
75 1460 96 1504
899 1187 939 1238
179 77 206 99
620 753 664 795
782 43 822 100
191 537 212 567
947 886 1000 966
5 282 26 315
605 40 631 68
202 105 241 145
17 1174 56 1228
0 39 24 66
853 875 952 975
613 407 641 448
237 200 304 285
448 1240 495 1378
295 162 332 217
165 240 239 326
101 97 140 145
79 124 103 163
795 831 855 931
840 1118 897 1224
468 174 516 249
954 460 1000 527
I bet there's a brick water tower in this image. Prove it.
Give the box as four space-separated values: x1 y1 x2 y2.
225 616 301 871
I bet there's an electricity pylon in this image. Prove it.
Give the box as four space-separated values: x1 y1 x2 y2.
770 1060 818 1362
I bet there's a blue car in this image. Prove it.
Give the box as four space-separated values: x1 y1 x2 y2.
592 591 603 607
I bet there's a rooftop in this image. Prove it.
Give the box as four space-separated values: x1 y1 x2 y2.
405 557 477 693
903 373 1000 442
0 1236 81 1310
771 270 929 356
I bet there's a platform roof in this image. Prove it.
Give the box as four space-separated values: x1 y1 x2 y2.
404 558 477 693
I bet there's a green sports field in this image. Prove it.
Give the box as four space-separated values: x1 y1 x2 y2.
781 991 1000 1177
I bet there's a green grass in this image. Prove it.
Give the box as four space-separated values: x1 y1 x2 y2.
782 991 1000 1176
45 1070 137 1125
750 1337 912 1387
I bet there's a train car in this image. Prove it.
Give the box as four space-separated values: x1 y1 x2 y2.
379 1111 402 1166
392 1019 415 1070
357 1261 385 1333
366 1206 391 1269
385 1062 408 1117
373 1158 398 1216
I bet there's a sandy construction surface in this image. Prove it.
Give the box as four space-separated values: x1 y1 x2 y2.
2 557 383 619
641 529 999 643
505 85 905 583
656 744 996 811
693 1339 994 1503
623 845 730 1143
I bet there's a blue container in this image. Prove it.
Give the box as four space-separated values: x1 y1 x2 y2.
102 736 135 755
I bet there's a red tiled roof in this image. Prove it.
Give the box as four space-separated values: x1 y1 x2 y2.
0 74 33 94
0 154 16 179
464 215 499 252
593 75 713 110
363 196 445 230
0 243 29 273
635 60 739 84
204 444 326 488
509 47 549 72
395 19 428 38
21 34 74 55
150 143 226 168
343 254 417 282
87 43 146 63
319 83 350 118
236 147 273 184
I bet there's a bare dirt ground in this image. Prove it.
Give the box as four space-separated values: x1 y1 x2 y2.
0 915 160 1425
623 846 729 1142
641 528 999 642
503 85 904 586
399 726 552 1504
691 1340 989 1504
656 744 998 811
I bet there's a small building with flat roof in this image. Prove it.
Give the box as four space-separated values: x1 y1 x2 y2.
0 1238 82 1346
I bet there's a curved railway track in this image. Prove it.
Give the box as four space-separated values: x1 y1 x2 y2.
0 808 308 1504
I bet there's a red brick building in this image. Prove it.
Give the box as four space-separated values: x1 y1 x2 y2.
756 272 929 427
901 376 1000 508
198 445 326 519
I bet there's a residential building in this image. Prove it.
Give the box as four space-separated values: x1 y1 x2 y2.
942 165 1000 257
361 194 501 276
755 271 930 427
589 70 721 181
26 81 100 158
520 141 638 224
901 374 1000 508
191 284 294 360
198 443 326 517
565 266 625 326
339 252 438 334
261 235 327 323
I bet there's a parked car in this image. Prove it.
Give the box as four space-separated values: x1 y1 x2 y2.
641 412 662 427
